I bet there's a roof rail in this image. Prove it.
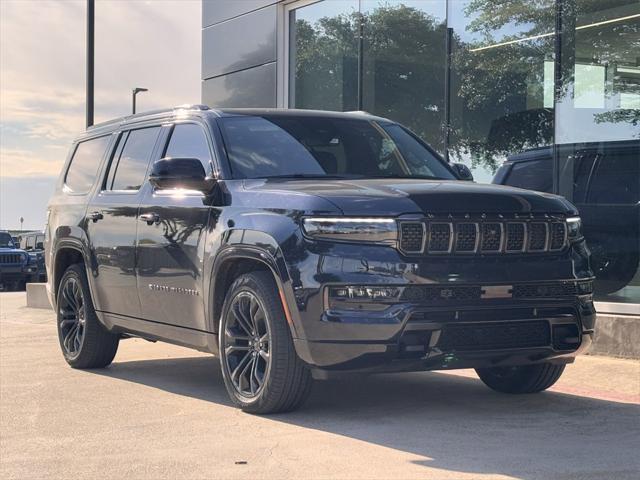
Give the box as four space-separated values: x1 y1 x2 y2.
345 110 372 115
86 104 212 131
173 104 210 111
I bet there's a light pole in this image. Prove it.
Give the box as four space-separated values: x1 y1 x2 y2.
132 87 148 114
19 217 24 233
86 0 94 128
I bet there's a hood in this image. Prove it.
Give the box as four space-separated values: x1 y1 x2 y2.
243 178 576 216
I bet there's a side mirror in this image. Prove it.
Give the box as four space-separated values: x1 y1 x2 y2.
149 157 215 193
452 163 474 181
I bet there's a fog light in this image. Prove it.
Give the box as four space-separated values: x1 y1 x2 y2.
329 286 401 301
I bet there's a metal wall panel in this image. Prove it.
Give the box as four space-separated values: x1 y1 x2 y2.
202 0 278 28
202 62 277 108
202 5 277 79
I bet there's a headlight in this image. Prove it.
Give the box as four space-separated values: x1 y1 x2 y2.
566 217 582 241
302 217 397 245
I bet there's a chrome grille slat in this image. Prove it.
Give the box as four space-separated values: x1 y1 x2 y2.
398 217 568 256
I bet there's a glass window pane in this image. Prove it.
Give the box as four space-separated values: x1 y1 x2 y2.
361 1 447 155
219 115 455 180
557 0 640 302
164 123 212 171
111 127 160 191
448 0 556 183
288 1 359 110
504 157 553 193
64 136 111 193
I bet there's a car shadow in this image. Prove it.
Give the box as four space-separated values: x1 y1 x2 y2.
93 355 640 480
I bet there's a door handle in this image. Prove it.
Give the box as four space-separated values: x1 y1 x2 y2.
87 211 103 223
139 213 160 225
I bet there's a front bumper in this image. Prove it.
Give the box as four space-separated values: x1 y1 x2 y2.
0 266 26 284
293 300 595 373
285 241 596 373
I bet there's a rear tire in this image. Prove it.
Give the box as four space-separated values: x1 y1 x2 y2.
219 271 312 414
475 363 565 394
56 264 119 369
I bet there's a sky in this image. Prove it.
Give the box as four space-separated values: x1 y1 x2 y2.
0 0 201 230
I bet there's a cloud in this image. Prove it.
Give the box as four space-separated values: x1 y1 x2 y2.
0 0 201 190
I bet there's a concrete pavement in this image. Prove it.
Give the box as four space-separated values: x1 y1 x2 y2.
1 291 639 480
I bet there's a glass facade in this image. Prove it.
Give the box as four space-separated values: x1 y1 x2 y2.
287 0 640 306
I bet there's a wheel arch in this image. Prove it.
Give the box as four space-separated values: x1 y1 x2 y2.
51 240 92 309
208 246 297 338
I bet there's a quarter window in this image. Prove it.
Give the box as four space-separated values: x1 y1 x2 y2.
65 135 111 193
108 127 160 191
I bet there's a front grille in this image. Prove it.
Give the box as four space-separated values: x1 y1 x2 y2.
481 223 502 252
401 281 591 304
397 217 568 255
402 285 482 302
428 223 452 252
505 223 525 251
438 320 551 351
399 222 424 253
0 253 23 265
528 222 548 251
549 223 566 250
513 282 578 298
455 223 478 252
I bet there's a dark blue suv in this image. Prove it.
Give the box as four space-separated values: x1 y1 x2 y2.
0 231 29 291
46 106 595 413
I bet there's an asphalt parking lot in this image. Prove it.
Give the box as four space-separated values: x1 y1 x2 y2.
1 291 639 480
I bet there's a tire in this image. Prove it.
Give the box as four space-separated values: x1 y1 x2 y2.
219 271 312 414
56 264 119 369
475 363 565 394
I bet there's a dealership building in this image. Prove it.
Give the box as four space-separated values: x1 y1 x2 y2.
201 0 639 316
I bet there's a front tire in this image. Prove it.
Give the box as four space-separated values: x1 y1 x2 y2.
56 264 119 369
219 271 312 414
475 363 565 394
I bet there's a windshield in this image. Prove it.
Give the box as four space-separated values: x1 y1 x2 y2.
0 233 15 248
219 115 455 180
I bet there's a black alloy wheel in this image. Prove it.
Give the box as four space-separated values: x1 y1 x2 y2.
219 271 312 414
58 276 86 358
223 291 272 398
56 264 119 369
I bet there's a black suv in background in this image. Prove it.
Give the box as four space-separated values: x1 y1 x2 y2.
0 231 30 291
46 106 595 413
493 141 639 295
17 232 47 283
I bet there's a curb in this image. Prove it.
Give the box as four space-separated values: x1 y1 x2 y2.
26 283 52 310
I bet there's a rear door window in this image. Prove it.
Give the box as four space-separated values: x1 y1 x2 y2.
64 135 111 193
108 127 160 191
